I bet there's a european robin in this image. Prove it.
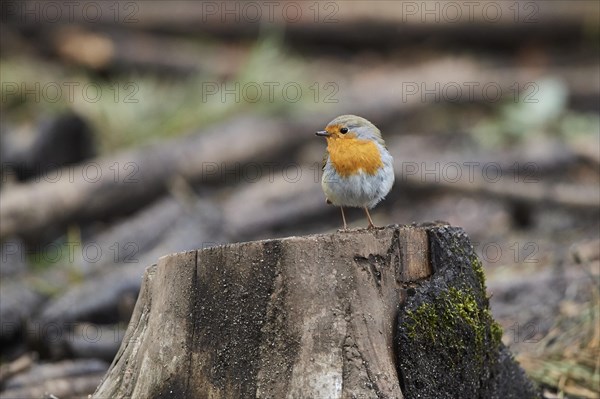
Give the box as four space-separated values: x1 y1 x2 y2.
316 115 394 229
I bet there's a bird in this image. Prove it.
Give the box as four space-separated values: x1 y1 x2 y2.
316 114 394 230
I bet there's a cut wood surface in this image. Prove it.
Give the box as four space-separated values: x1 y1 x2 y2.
93 223 539 399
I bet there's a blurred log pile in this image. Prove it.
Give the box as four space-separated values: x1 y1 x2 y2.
1 1 599 398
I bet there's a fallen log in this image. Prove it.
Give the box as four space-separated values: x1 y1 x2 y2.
92 223 539 398
0 358 107 399
0 353 36 386
0 115 301 241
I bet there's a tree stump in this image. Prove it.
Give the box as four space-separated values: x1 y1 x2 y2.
92 224 539 399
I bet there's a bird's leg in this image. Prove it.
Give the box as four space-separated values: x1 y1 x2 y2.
340 206 347 230
364 207 376 229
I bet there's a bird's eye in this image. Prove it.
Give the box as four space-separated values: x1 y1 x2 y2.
340 127 348 134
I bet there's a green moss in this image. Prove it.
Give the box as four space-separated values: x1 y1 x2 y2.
405 286 502 366
405 232 504 368
470 255 487 292
490 320 504 344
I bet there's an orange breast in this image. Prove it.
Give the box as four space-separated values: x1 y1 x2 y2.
327 137 383 177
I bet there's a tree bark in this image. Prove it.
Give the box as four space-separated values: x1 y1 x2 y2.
92 223 539 399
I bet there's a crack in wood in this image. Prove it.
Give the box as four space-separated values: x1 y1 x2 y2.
353 254 385 289
186 250 199 394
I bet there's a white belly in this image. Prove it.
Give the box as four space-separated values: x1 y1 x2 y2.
321 162 394 209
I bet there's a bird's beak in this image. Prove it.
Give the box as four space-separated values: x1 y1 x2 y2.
316 130 330 137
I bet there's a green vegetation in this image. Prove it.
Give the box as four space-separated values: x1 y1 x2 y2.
517 289 600 399
472 77 600 147
406 286 503 366
1 36 326 153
